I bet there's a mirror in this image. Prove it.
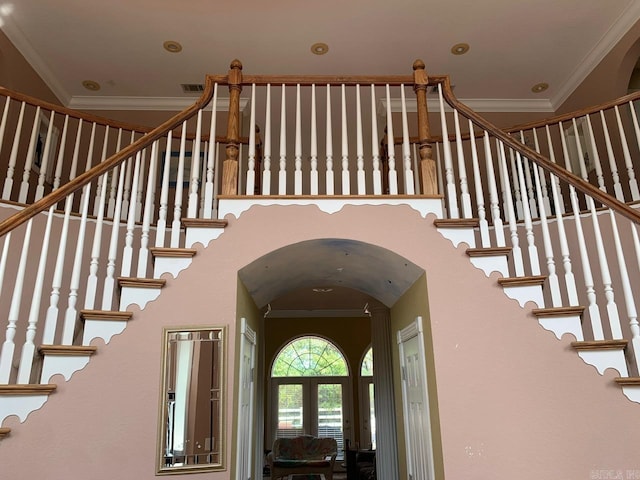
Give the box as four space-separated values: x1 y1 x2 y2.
157 327 225 474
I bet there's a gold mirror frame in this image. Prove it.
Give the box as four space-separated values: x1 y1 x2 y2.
156 326 226 474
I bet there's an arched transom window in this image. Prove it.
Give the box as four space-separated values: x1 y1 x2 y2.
272 336 348 377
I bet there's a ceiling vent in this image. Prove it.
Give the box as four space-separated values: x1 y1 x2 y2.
181 83 205 94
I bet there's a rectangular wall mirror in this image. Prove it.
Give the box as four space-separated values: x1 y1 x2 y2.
157 326 225 474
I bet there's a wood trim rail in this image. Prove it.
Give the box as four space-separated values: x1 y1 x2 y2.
439 78 640 226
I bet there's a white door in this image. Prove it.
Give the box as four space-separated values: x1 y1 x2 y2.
236 319 256 480
398 317 435 480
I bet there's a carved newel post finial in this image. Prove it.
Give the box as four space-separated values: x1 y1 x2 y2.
412 59 437 195
222 59 244 196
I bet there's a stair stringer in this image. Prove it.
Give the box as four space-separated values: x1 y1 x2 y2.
1 204 640 479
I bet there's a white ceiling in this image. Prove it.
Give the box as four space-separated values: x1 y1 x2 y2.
2 0 640 111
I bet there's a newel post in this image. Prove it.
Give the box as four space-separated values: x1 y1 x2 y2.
413 60 438 195
222 59 243 195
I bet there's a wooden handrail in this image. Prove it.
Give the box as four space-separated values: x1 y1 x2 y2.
439 77 640 226
0 77 218 237
239 75 414 87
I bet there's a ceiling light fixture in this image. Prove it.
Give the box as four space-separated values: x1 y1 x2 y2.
311 43 329 55
312 288 333 293
531 82 549 93
451 43 470 55
82 80 101 92
163 40 183 53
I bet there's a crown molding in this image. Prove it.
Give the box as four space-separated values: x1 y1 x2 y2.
551 1 640 110
68 95 249 111
0 19 71 105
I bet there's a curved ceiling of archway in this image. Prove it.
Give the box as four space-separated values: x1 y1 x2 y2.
238 238 424 309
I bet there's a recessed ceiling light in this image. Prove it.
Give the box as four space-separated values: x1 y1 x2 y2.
531 82 549 93
82 80 101 92
163 40 183 53
311 43 329 55
451 43 470 55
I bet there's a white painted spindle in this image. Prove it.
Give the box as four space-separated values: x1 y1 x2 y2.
171 124 187 248
204 84 219 213
437 84 458 217
325 85 335 195
84 169 109 311
262 85 272 195
468 121 490 247
453 110 471 217
137 142 158 277
371 85 382 195
107 129 123 218
385 85 398 195
310 84 319 195
2 101 25 200
356 84 366 195
18 106 41 203
599 110 624 201
279 85 287 195
188 111 203 217
482 131 505 246
93 126 110 214
341 84 350 195
121 131 135 220
513 149 541 275
0 97 10 162
400 85 414 195
156 132 172 247
246 85 257 196
615 105 640 201
531 128 551 215
295 84 303 195
585 115 605 191
122 151 142 277
498 143 524 276
34 110 56 201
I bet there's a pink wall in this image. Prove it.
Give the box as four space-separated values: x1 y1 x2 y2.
1 203 639 478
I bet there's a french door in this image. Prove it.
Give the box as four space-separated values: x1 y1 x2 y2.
271 377 350 456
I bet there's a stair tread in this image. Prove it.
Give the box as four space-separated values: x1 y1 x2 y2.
117 277 166 288
466 246 512 257
0 427 10 438
181 218 228 228
433 218 479 228
80 310 133 321
0 384 57 395
531 306 586 317
614 377 640 386
497 275 546 287
149 247 197 258
38 345 98 356
571 339 628 350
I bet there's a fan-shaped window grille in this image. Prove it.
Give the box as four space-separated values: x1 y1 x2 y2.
272 336 348 377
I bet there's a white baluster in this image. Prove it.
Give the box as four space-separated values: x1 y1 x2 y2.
435 142 445 208
17 209 54 383
437 84 458 217
498 143 524 276
412 142 420 194
246 85 257 196
310 84 319 195
262 85 272 195
518 131 538 219
84 169 109 310
355 84 366 195
0 97 10 162
156 132 172 247
453 111 471 217
531 148 561 306
585 114 605 191
34 110 55 201
213 142 220 218
237 143 243 194
509 141 523 219
121 150 142 278
560 120 604 338
0 220 32 383
78 123 97 212
295 84 303 195
18 106 41 203
599 110 624 201
199 141 208 216
385 85 398 195
615 105 640 200
43 195 74 344
171 124 187 248
107 128 123 218
62 180 93 345
545 125 578 305
400 85 414 195
0 233 10 297
135 147 146 222
513 149 541 275
93 126 110 215
68 119 84 182
101 157 127 311
121 131 136 220
468 121 490 247
137 141 159 277
341 84 350 195
2 101 25 200
530 128 551 215
279 84 287 195
51 115 69 192
482 131 505 246
371 85 382 195
204 84 219 213
630 224 640 368
188 111 203 217
325 85 334 195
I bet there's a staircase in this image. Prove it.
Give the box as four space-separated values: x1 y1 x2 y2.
1 60 640 477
